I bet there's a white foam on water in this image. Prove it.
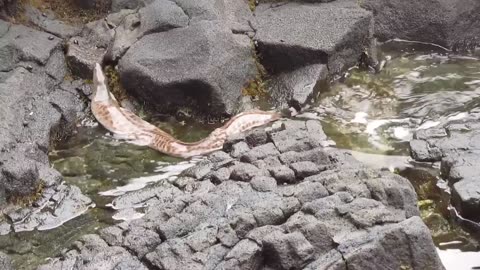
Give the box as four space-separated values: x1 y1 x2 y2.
447 112 468 121
112 208 145 221
351 112 368 124
392 126 412 140
99 161 197 197
417 120 440 130
437 248 480 270
465 80 480 85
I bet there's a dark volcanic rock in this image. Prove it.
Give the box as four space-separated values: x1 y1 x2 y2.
254 0 373 107
24 6 81 38
269 63 328 109
39 119 444 270
119 20 257 116
411 113 480 221
255 0 373 74
263 230 315 270
361 0 480 49
0 22 89 235
37 234 148 270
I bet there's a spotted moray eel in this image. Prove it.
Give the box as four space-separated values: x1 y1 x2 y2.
91 63 280 158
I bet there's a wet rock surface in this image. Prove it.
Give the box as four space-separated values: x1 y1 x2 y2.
0 19 92 239
39 119 444 270
410 112 480 222
361 0 480 50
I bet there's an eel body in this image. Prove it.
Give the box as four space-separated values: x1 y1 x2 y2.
91 63 280 158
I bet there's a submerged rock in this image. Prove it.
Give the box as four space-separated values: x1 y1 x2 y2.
39 119 445 270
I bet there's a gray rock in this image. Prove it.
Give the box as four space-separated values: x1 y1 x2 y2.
279 148 331 166
230 163 266 182
269 120 327 153
241 143 280 163
290 161 322 179
0 252 13 270
181 161 213 179
230 141 250 158
269 165 296 184
250 176 277 192
217 222 240 247
263 231 315 270
409 139 442 162
361 0 480 49
140 0 189 35
1 155 39 198
221 239 262 269
66 36 107 79
255 0 373 74
210 167 231 184
99 225 125 246
245 129 269 147
293 181 329 204
252 155 282 168
270 63 328 109
123 227 162 258
0 23 62 71
119 20 257 116
452 179 480 222
337 216 445 270
24 6 81 38
40 234 148 270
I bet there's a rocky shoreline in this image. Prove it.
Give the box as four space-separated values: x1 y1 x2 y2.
38 119 444 269
1 0 480 269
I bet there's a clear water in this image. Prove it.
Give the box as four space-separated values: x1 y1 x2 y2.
2 40 480 269
0 119 217 269
312 40 480 269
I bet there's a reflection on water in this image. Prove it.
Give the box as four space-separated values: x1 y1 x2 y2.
314 41 480 269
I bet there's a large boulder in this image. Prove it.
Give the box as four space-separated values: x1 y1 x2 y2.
39 119 444 270
254 0 373 107
119 20 257 117
361 0 480 49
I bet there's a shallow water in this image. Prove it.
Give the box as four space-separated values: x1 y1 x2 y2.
0 119 216 269
2 41 480 269
313 41 480 269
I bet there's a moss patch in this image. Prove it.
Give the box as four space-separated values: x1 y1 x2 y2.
8 180 45 207
242 41 269 98
248 0 256 12
104 65 130 103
